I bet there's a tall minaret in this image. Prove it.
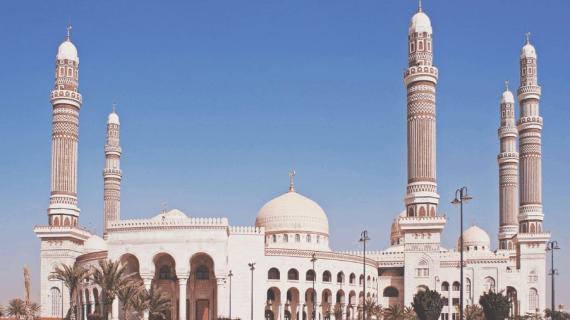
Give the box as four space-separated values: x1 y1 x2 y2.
403 2 440 219
47 25 82 227
497 81 518 249
103 105 122 237
517 33 544 234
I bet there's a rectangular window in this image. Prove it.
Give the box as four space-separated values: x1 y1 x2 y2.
416 268 429 277
452 298 459 306
452 313 459 320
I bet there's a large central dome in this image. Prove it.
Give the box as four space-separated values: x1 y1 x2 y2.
255 191 329 235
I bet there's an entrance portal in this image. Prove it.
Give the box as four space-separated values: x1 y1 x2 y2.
196 300 209 320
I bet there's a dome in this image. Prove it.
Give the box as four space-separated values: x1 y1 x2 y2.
521 43 537 59
390 211 406 245
151 209 189 221
108 112 120 125
57 40 78 62
457 224 491 250
84 234 108 253
255 191 329 235
501 89 514 104
409 11 432 35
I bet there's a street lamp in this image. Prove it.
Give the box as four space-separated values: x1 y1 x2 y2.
452 187 472 320
228 270 233 320
311 253 318 320
546 241 561 311
249 263 256 320
359 231 370 320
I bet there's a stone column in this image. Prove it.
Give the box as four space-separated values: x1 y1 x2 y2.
143 278 153 320
179 277 188 320
112 296 119 320
84 302 87 320
215 274 227 318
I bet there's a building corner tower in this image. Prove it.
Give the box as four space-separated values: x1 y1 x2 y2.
103 107 122 237
34 26 90 318
497 83 518 250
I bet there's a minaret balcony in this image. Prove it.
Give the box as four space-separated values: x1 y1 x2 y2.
104 145 122 155
516 85 541 100
516 116 543 128
497 126 517 138
497 152 519 164
403 66 438 86
50 90 82 108
398 215 447 231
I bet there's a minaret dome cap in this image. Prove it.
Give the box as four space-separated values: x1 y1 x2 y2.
409 11 432 35
501 89 514 104
108 112 120 125
57 40 78 62
521 43 537 59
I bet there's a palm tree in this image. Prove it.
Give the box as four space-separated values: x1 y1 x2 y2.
131 290 150 320
7 298 27 319
49 262 90 320
0 304 6 318
90 259 134 320
479 290 511 320
117 280 146 320
363 298 379 320
384 304 416 320
333 306 344 320
147 285 171 320
464 305 485 320
27 303 41 319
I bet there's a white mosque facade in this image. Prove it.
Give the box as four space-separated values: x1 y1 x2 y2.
34 5 550 320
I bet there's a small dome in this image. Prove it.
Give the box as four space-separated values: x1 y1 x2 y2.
409 11 432 35
458 224 490 250
501 89 514 104
57 40 78 62
255 191 329 235
390 211 406 246
84 234 108 253
521 43 537 59
151 209 189 221
108 112 120 125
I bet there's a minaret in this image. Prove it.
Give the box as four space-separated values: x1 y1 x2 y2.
497 81 518 250
47 24 82 227
103 104 122 237
516 33 544 234
403 3 440 219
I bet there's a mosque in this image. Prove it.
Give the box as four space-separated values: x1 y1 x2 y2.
33 3 550 320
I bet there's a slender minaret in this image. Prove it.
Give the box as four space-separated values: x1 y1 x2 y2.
47 24 82 227
103 104 122 237
517 33 544 234
403 2 440 218
497 81 519 249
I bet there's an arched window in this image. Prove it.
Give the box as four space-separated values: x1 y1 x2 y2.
349 273 356 284
159 266 171 279
267 289 276 301
529 270 538 282
295 234 300 242
307 235 311 243
417 285 429 291
430 207 435 216
272 235 277 243
452 282 460 291
418 41 424 51
337 272 344 283
441 282 449 291
530 224 536 233
383 287 399 298
287 290 293 301
529 288 539 310
323 271 331 282
196 266 209 280
288 269 299 280
266 310 275 320
466 278 472 300
306 270 315 281
484 277 496 292
284 234 288 242
50 287 61 317
419 207 426 217
53 217 60 226
64 217 71 226
284 311 291 320
408 207 415 217
427 42 432 52
367 276 371 287
416 260 429 277
336 292 343 303
410 42 415 53
359 274 364 285
268 268 280 280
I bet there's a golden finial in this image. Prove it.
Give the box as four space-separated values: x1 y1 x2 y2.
163 201 167 213
112 102 116 113
525 31 531 44
472 217 476 226
287 170 296 193
418 0 422 12
67 24 72 41
505 79 509 92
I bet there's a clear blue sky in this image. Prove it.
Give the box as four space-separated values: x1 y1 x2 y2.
1 0 569 309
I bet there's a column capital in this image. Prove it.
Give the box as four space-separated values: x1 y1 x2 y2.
178 277 189 284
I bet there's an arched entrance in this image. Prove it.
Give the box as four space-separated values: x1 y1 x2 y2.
153 253 177 320
190 253 216 320
266 310 275 320
507 287 518 317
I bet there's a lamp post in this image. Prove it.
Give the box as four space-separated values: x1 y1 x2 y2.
546 241 560 311
359 231 370 320
228 270 233 320
249 263 256 320
451 187 472 320
311 253 318 320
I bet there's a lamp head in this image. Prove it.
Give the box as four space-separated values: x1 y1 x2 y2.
462 193 472 204
555 245 561 250
546 247 552 252
451 198 461 207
